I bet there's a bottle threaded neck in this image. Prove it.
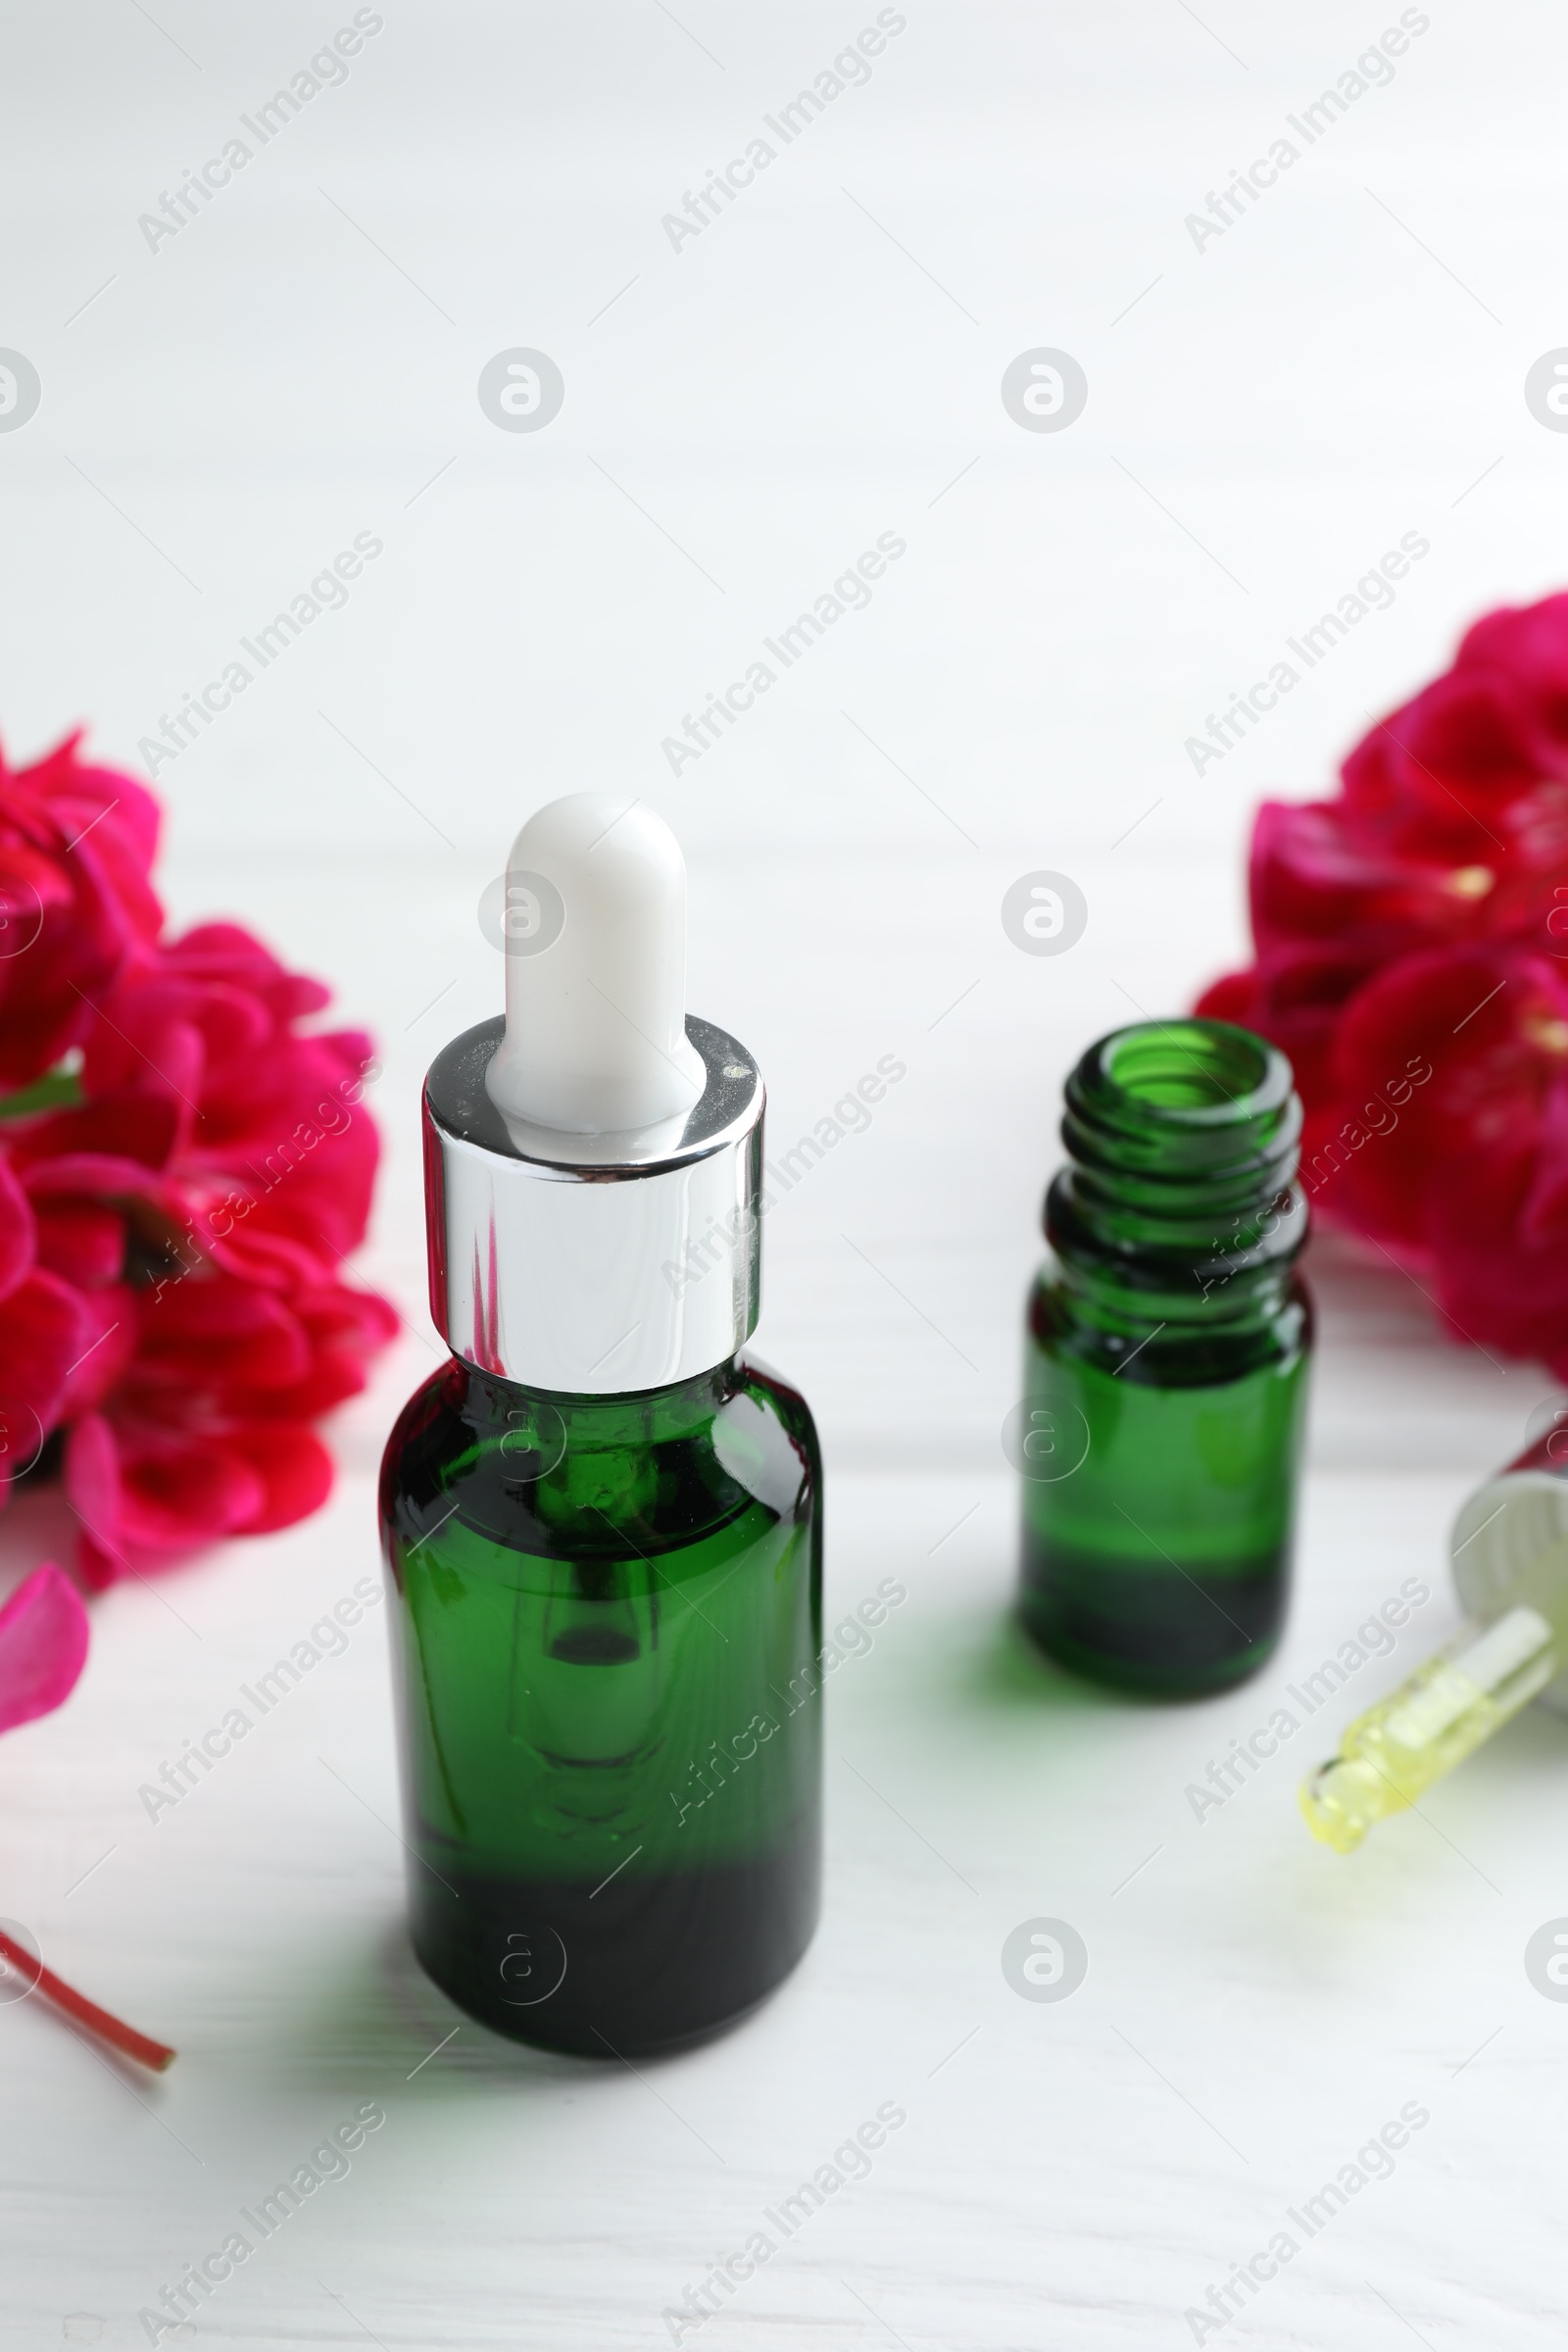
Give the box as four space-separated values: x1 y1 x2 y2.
1047 1018 1305 1318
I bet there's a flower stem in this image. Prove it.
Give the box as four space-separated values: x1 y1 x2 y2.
0 1924 175 2071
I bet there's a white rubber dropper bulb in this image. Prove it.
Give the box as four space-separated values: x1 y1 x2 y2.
484 794 706 1136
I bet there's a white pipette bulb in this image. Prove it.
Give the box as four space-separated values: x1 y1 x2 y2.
484 795 705 1137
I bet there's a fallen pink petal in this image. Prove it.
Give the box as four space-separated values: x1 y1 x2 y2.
0 1563 88 1735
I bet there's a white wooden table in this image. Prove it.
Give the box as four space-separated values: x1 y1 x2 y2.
2 4 1565 2343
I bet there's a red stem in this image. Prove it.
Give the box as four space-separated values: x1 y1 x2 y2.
0 1924 175 2072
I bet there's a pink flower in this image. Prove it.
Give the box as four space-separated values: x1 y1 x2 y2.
1199 589 1568 1371
0 737 396 1581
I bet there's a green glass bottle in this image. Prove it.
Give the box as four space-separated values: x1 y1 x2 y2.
379 796 822 2055
379 1351 820 2055
1017 1018 1311 1697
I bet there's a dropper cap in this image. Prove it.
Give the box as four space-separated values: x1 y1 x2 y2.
422 797 764 1395
485 795 705 1137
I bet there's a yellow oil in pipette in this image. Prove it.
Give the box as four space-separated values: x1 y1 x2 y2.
1300 1606 1557 1850
1300 1428 1568 1852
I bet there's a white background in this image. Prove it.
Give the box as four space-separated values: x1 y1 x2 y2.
2 3 1567 2345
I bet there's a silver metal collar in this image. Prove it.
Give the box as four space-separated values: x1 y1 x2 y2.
422 1016 763 1395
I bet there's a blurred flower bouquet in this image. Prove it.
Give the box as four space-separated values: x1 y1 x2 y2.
1200 591 1568 1375
0 731 396 1587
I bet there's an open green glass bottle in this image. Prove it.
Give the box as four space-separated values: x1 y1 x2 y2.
379 797 821 2056
1017 1018 1311 1697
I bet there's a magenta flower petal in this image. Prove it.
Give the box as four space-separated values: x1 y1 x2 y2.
0 1267 94 1462
0 1563 89 1735
0 1152 36 1304
0 731 163 1088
